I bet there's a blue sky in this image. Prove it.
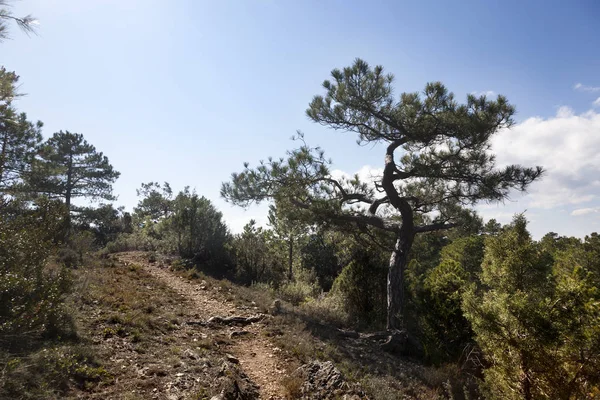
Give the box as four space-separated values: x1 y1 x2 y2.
2 0 600 238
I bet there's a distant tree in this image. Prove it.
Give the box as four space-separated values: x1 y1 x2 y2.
230 219 283 284
0 67 43 192
300 233 339 291
134 181 173 221
73 204 131 245
29 131 120 220
483 218 503 235
169 187 229 263
222 59 543 330
267 202 305 280
0 0 37 41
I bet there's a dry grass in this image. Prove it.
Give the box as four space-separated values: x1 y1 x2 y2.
281 375 304 399
176 259 478 400
0 253 252 399
9 249 477 399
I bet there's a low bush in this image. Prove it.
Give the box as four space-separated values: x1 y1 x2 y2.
0 210 73 341
277 280 321 305
331 250 387 328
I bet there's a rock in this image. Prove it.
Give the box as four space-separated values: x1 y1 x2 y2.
225 353 239 364
292 360 366 399
337 329 360 339
183 348 198 360
229 330 251 338
215 363 259 400
206 315 264 326
269 299 282 315
380 330 408 355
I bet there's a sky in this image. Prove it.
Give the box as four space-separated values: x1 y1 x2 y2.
2 0 600 239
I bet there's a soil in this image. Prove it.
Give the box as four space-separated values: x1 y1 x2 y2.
116 252 292 400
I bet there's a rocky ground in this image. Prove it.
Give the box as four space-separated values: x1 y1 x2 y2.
43 251 471 400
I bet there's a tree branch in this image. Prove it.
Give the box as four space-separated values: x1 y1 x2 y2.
414 222 457 233
290 198 400 232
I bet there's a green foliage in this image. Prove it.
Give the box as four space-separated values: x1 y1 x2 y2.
277 279 321 306
28 131 120 210
169 187 229 262
332 247 388 328
0 67 43 193
404 234 484 362
267 202 306 280
104 231 163 254
129 184 231 269
0 1 37 42
229 219 284 284
134 181 173 221
73 203 132 246
440 235 485 277
421 260 472 362
300 233 340 291
463 216 600 399
0 200 72 339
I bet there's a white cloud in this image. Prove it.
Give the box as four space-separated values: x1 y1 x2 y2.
470 90 496 97
491 108 600 209
574 83 600 93
331 165 383 186
593 97 600 107
571 208 599 216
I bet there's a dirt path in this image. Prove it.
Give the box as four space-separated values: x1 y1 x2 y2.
117 253 289 400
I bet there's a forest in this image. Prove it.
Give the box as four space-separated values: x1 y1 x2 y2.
1 2 599 400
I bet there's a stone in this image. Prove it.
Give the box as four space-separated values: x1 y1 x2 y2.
292 360 366 399
269 299 282 315
229 330 251 338
225 353 239 364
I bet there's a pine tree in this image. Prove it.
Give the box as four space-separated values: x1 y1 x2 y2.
0 0 37 41
222 59 543 331
267 203 305 280
0 67 43 193
463 216 600 399
29 131 120 222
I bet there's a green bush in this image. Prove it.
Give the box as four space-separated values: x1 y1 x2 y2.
0 208 72 339
0 346 111 398
277 280 321 305
331 249 387 328
104 231 163 253
463 216 600 399
420 259 472 362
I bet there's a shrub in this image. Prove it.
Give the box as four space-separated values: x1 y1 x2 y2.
277 280 320 305
0 207 72 340
331 249 387 328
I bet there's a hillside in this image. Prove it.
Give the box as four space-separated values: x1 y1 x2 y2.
1 251 469 400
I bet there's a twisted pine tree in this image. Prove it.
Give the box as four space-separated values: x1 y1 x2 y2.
222 59 543 331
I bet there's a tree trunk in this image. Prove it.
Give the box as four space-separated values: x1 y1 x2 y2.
387 232 412 330
521 356 533 400
288 237 293 280
0 132 8 187
64 150 73 239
